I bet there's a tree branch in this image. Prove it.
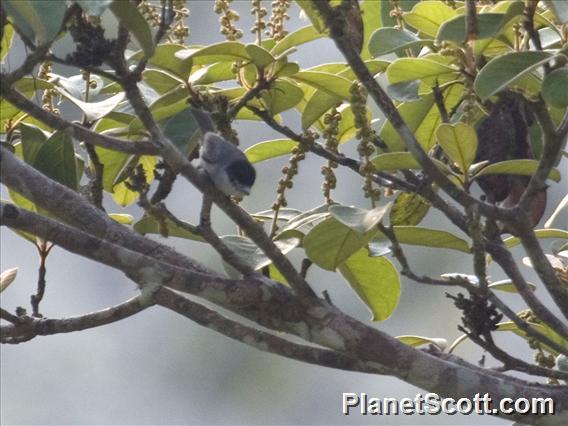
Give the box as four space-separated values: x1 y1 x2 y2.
154 287 382 374
1 294 151 344
0 82 158 155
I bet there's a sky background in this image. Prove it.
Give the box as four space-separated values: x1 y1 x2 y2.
1 1 566 425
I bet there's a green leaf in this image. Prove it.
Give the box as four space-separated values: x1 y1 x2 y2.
338 249 400 321
245 139 298 164
129 89 188 133
76 0 114 16
271 25 325 57
403 0 457 38
295 0 326 33
175 42 250 65
387 57 457 89
392 226 470 253
133 214 203 241
474 51 553 100
301 60 389 129
57 89 126 122
503 229 568 250
110 0 154 58
261 80 304 115
245 44 275 68
0 267 19 293
291 71 352 99
221 235 300 271
19 123 47 165
3 0 66 44
473 159 561 182
370 28 433 57
437 1 525 45
271 61 300 78
329 205 389 234
304 217 377 270
94 147 130 192
493 319 568 356
112 155 156 207
1 23 14 63
32 130 78 190
108 213 134 225
436 122 478 173
371 152 451 174
541 67 568 108
390 192 431 226
379 85 464 151
488 279 537 293
543 0 568 23
143 69 184 94
138 44 192 79
277 204 330 235
360 0 383 60
189 62 234 85
162 107 200 155
396 335 447 350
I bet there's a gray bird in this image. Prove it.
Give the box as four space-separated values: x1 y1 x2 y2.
190 108 256 197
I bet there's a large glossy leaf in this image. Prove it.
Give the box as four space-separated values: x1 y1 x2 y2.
338 249 400 321
57 89 125 122
162 108 200 155
1 23 14 63
379 84 463 151
304 217 377 270
262 80 304 115
32 130 78 190
189 62 234 85
403 1 457 37
437 2 524 44
474 51 553 100
541 67 568 108
391 226 470 253
503 229 568 250
271 25 326 57
390 192 431 226
112 155 156 207
245 139 298 164
371 152 451 174
473 159 561 182
370 28 433 57
301 60 388 129
397 335 447 350
329 205 389 234
134 214 203 241
0 267 19 294
221 234 300 271
245 44 275 68
277 204 330 236
295 0 327 33
291 71 352 99
175 42 250 65
110 0 154 58
143 69 184 94
436 122 478 173
387 57 458 89
19 123 47 165
3 0 66 44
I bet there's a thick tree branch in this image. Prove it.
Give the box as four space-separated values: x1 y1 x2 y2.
154 287 382 374
2 202 566 425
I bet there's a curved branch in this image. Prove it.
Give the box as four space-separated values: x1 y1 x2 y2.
1 295 151 344
154 287 381 374
2 202 567 425
0 82 158 155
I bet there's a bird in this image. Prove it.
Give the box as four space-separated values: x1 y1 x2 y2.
189 108 256 197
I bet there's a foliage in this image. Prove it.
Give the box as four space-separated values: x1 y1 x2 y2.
1 0 568 421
